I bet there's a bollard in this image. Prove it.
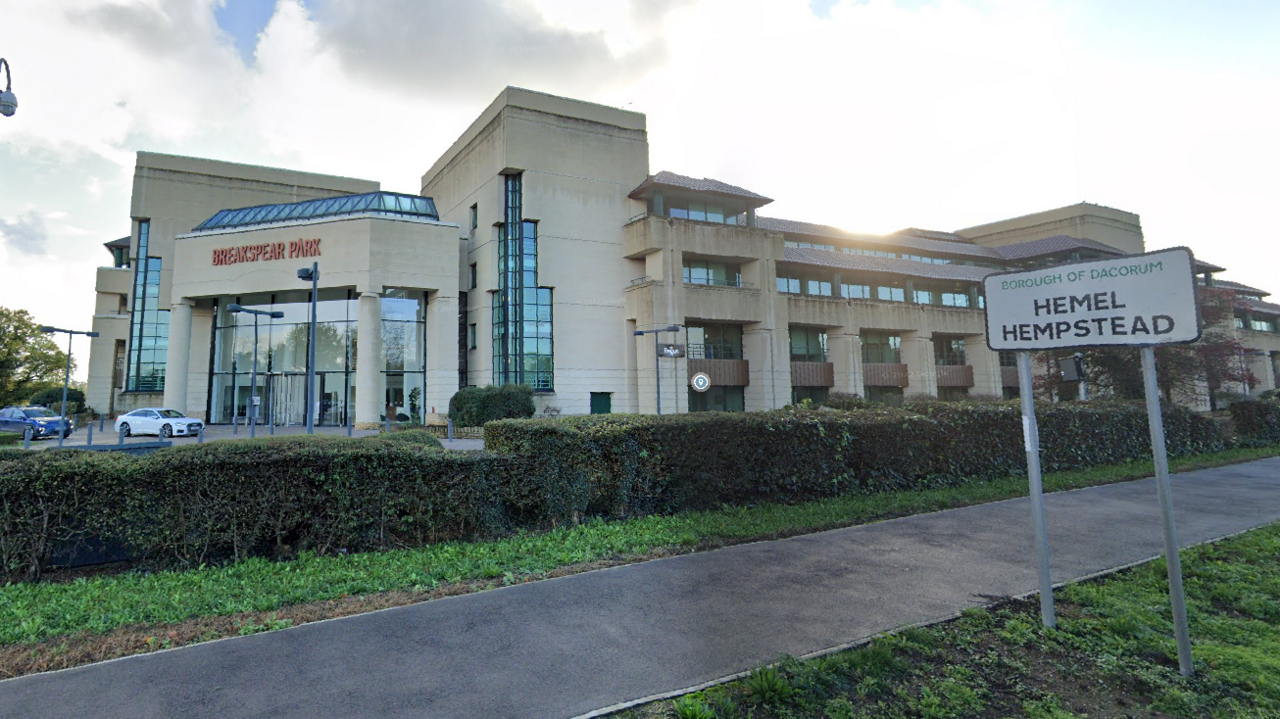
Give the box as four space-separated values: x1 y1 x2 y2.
99 416 105 432
384 414 391 435
118 425 126 446
198 425 205 444
447 418 453 442
23 426 31 450
87 421 93 446
269 414 274 435
233 414 239 435
347 411 353 437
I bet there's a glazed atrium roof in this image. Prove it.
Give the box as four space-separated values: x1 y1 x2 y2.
193 192 439 232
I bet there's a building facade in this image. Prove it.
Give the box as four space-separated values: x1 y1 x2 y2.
86 87 1280 425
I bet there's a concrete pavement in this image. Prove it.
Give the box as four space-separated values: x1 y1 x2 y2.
1 457 1278 719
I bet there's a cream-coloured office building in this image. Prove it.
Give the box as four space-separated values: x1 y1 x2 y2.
85 87 1280 426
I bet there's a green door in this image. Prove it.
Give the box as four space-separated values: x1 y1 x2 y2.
590 392 612 414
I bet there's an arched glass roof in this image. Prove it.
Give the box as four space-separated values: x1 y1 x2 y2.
193 191 439 232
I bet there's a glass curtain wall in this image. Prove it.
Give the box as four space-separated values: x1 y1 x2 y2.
493 173 554 390
126 220 170 391
210 290 358 426
381 289 427 422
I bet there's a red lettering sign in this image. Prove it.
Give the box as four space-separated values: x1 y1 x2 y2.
213 239 320 265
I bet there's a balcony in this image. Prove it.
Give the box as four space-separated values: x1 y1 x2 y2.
683 283 763 324
936 364 975 388
688 358 750 386
624 214 774 260
863 363 909 387
791 361 834 387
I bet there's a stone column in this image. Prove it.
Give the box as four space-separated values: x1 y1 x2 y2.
968 339 1003 398
904 334 938 398
829 330 859 396
162 298 194 413
356 292 382 428
424 292 460 420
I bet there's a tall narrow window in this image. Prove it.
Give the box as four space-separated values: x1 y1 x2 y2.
862 332 901 364
492 174 554 390
125 220 169 391
789 326 828 362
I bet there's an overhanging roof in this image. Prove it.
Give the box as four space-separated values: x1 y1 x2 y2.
629 171 772 207
192 192 439 233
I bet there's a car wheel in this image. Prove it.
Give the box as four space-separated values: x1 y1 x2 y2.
120 423 131 437
160 424 173 438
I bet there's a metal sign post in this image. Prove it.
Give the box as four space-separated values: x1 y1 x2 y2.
1017 350 1056 627
1141 346 1195 676
984 247 1201 662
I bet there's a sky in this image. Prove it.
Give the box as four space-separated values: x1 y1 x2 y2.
1 0 1278 380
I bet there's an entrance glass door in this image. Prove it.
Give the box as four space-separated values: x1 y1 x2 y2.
268 374 307 426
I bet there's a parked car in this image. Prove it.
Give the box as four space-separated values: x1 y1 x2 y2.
114 408 204 438
0 406 73 439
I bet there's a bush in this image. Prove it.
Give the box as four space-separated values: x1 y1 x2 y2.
1231 399 1280 445
373 428 445 449
448 384 536 427
0 436 559 582
821 392 870 411
24 387 85 415
485 401 1227 519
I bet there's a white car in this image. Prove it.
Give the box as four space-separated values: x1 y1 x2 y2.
114 408 204 438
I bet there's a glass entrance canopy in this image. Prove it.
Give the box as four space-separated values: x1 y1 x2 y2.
193 191 439 232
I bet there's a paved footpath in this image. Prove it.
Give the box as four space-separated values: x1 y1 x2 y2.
3 458 1279 719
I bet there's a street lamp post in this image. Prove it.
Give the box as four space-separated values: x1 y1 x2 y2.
0 58 16 118
297 263 319 433
633 324 681 414
227 305 284 438
39 326 99 448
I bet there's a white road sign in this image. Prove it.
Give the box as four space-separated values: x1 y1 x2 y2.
984 247 1200 351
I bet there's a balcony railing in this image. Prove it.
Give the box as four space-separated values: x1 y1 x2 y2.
936 364 975 388
687 342 742 360
684 277 753 289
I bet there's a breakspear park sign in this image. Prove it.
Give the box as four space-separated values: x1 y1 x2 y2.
983 247 1200 677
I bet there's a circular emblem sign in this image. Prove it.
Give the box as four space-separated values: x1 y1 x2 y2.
690 372 712 392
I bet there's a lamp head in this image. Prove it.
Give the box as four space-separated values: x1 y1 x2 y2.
38 325 55 333
87 332 100 338
227 303 243 313
270 311 284 319
0 59 14 118
297 267 315 281
632 330 644 336
666 325 681 332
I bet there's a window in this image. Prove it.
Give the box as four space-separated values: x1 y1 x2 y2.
469 263 477 290
1234 316 1246 329
841 282 870 299
667 199 738 225
865 385 904 405
790 326 828 362
806 279 832 297
941 291 970 308
683 259 742 287
999 351 1018 368
784 241 836 251
689 385 745 412
125 220 169 392
469 204 478 231
912 288 934 305
590 392 612 414
791 386 829 405
842 247 898 259
862 332 901 364
686 324 743 360
876 284 906 303
934 336 966 366
777 276 801 294
469 324 477 349
1250 318 1276 332
493 174 554 390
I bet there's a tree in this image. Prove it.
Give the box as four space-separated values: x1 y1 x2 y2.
26 386 86 415
0 307 72 409
1034 287 1255 407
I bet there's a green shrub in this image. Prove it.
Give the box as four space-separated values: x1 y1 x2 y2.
0 436 560 582
485 401 1225 518
373 428 445 449
821 392 870 411
25 387 85 415
448 384 536 427
1231 399 1280 444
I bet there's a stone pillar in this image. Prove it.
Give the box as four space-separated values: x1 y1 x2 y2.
356 292 382 428
829 330 859 396
162 299 193 413
968 339 1003 398
904 334 938 398
424 292 460 420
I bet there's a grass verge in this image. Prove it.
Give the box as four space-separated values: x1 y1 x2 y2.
1 444 1277 679
615 521 1280 719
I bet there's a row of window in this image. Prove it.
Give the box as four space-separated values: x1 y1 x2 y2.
668 201 742 225
783 241 1000 268
683 260 743 288
776 275 982 308
1237 316 1279 333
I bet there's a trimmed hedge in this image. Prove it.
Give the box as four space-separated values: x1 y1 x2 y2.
0 435 556 583
485 401 1227 518
1231 398 1280 444
448 384 536 427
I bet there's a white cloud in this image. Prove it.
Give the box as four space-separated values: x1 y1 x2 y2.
1 0 1278 382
